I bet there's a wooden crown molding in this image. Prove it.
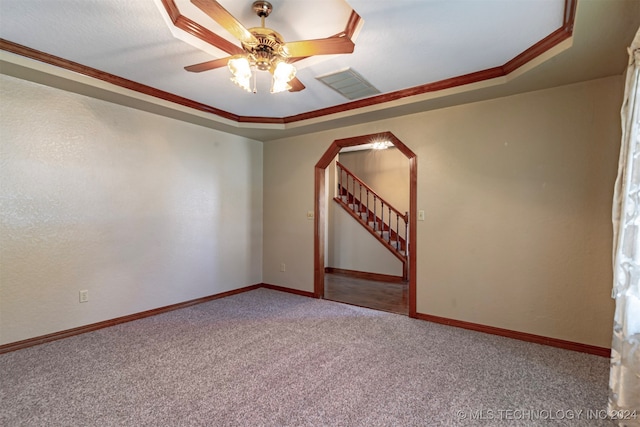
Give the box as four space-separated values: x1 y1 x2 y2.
0 38 241 123
286 0 577 123
161 0 248 56
0 1 576 127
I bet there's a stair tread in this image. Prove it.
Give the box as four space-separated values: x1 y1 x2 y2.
335 191 408 261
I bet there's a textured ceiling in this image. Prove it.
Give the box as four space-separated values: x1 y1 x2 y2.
0 0 639 140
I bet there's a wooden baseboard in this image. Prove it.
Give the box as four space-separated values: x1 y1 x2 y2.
260 283 316 298
415 312 611 358
0 284 263 354
325 267 405 284
1 284 610 359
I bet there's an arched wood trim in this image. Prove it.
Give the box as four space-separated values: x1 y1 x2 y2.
314 131 417 317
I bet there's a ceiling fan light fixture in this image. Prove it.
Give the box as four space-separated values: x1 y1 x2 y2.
273 61 296 81
270 79 292 94
230 74 253 93
228 56 253 92
270 61 296 93
184 0 356 95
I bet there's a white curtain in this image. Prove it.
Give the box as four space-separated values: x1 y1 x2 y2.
609 27 640 424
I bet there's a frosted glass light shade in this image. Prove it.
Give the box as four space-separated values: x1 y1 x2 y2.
271 62 296 93
270 79 291 94
273 62 296 81
231 75 252 92
228 57 253 92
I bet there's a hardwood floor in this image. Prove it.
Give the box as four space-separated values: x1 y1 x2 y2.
324 273 408 315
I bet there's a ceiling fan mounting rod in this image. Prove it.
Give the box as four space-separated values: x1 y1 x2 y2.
252 0 273 28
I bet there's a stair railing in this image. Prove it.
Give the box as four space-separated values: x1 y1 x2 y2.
336 161 409 257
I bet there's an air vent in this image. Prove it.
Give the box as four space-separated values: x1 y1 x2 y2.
315 68 380 100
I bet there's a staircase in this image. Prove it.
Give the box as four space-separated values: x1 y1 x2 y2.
334 161 409 280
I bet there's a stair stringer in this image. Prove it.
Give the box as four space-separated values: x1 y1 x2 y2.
333 196 408 280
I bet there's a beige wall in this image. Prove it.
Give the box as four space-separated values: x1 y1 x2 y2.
263 76 622 348
0 75 263 345
328 202 404 276
329 147 409 276
339 147 410 213
262 134 324 292
327 151 404 276
1 72 622 349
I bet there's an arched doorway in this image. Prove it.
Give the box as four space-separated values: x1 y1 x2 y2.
314 132 417 317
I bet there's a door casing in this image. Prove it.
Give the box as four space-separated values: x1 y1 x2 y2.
314 131 417 317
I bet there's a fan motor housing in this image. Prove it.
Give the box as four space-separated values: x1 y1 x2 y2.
243 27 289 71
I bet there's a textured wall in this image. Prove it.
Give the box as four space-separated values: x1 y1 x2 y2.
263 76 622 348
330 147 409 276
0 75 263 345
338 148 410 213
328 204 403 276
261 136 322 292
327 150 405 276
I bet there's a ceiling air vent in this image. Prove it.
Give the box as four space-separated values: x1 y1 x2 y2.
315 68 380 100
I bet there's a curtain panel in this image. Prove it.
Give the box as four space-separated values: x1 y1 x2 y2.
609 27 640 425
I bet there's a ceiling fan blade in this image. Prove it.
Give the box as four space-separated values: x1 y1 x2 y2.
285 37 354 58
184 57 230 73
191 0 258 45
288 77 305 92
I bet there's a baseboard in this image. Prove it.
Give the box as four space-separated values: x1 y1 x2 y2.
324 267 405 283
1 285 610 359
0 284 263 354
415 312 611 358
260 283 316 298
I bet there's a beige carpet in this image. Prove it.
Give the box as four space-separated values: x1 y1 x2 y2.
0 288 614 426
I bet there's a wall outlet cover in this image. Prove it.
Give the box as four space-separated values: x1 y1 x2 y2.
79 290 89 303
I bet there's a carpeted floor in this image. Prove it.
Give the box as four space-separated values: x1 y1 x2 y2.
0 288 615 426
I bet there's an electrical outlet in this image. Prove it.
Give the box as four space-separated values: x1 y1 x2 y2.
280 263 286 272
79 290 89 303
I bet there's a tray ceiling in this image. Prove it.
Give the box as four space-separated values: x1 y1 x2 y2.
0 0 638 140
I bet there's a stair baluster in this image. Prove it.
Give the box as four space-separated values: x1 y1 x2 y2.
404 211 409 257
380 201 385 239
373 195 377 231
334 161 409 280
366 189 370 226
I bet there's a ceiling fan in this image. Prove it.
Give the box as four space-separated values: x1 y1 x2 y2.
184 0 356 93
